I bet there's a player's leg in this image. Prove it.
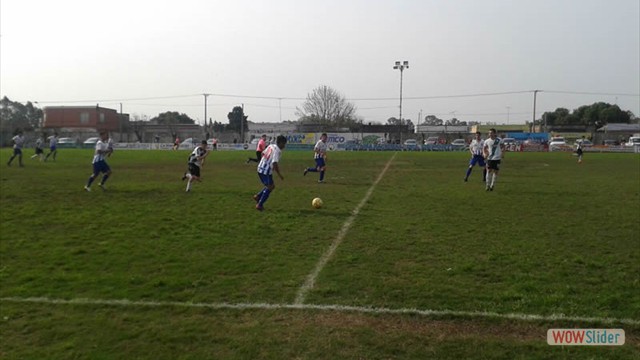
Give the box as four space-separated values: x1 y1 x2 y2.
256 174 274 210
186 164 198 192
318 158 326 182
304 160 319 175
490 169 499 190
85 164 100 191
7 149 16 166
479 157 487 182
99 163 112 189
464 156 476 181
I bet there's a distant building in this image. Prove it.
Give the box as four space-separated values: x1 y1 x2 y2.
43 106 128 132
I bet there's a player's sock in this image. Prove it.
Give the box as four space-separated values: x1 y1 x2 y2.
87 176 96 187
258 188 271 206
186 178 192 192
465 167 472 179
319 171 325 181
100 174 110 185
491 174 497 187
482 169 487 182
306 167 318 172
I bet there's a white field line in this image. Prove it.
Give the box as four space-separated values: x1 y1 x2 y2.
294 153 397 305
1 296 638 326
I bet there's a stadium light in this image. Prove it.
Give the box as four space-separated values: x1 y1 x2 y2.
393 60 409 122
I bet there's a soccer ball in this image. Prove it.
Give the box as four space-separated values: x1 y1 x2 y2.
312 197 323 209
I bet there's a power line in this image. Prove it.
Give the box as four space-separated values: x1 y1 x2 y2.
347 90 535 101
544 90 639 97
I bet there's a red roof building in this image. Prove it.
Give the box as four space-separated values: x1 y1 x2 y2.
43 106 128 131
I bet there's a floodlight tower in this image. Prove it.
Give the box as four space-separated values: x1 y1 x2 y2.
393 60 409 122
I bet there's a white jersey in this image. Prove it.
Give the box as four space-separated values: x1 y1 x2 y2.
12 135 24 149
484 137 503 161
469 139 484 156
35 138 43 149
49 136 58 147
257 144 282 175
314 140 327 159
92 140 109 163
188 146 207 167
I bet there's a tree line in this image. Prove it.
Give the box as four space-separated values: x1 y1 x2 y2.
2 92 638 138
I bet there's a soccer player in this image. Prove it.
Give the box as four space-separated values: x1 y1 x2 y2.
31 137 44 161
182 140 209 192
44 132 58 162
483 128 505 192
7 130 25 167
254 135 287 211
464 131 486 182
84 131 113 192
247 134 267 163
303 133 328 183
576 136 585 163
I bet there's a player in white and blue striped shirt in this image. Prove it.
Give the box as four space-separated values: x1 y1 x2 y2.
464 131 487 182
303 133 328 183
254 135 287 211
84 131 113 192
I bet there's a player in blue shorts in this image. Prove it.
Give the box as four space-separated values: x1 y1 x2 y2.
464 131 486 182
303 133 328 183
45 132 58 162
254 135 287 211
84 131 113 192
7 130 25 167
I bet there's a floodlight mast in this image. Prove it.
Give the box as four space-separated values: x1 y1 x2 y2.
393 61 409 122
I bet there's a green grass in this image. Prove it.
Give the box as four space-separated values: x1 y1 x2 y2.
1 148 639 359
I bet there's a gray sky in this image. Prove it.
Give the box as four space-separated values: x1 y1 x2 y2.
1 0 639 125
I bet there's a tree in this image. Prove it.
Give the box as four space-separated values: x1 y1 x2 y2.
423 115 443 126
542 103 633 127
227 106 248 132
296 85 358 127
129 114 147 142
0 96 43 133
150 111 195 140
445 117 462 126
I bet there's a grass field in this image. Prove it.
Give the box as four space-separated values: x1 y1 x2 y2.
1 148 639 359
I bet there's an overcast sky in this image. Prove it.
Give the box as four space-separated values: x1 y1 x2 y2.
1 0 639 125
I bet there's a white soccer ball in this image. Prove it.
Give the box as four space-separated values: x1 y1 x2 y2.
312 197 323 209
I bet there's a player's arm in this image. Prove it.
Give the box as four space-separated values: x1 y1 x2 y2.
272 161 284 180
482 143 489 158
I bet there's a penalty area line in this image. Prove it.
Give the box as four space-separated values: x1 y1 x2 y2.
1 296 638 326
294 152 397 305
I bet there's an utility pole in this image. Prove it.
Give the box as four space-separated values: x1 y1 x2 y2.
203 93 210 127
119 103 123 141
241 103 245 144
532 90 540 133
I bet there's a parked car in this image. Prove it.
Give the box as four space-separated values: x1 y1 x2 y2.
548 137 566 148
603 139 619 146
403 139 418 146
179 138 196 149
450 139 467 148
57 137 76 148
424 136 439 145
575 138 593 147
625 137 640 147
83 137 100 146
